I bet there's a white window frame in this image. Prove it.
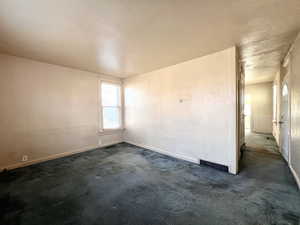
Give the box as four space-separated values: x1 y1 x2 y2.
98 80 123 132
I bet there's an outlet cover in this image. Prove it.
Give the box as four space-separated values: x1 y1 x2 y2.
22 155 28 162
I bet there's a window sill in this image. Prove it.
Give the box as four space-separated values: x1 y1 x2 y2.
98 128 125 136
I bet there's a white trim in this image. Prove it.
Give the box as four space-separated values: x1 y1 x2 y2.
98 79 103 132
279 72 291 164
289 164 300 190
121 79 125 130
124 141 199 164
0 141 122 172
99 77 122 84
98 128 124 135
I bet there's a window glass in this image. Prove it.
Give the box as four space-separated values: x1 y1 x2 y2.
103 107 121 129
282 84 288 97
101 83 120 106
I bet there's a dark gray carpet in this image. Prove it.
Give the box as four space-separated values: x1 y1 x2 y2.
245 131 280 154
1 143 299 225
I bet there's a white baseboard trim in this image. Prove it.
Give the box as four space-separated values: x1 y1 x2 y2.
289 164 300 190
0 141 122 172
124 140 199 164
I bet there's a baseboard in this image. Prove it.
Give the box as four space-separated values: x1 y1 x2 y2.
124 140 199 164
252 131 273 135
0 141 122 172
289 164 300 190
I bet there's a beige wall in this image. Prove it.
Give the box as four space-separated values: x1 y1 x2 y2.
290 34 300 188
123 47 239 174
245 82 273 134
0 54 123 170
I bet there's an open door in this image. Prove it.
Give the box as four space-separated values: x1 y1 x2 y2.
279 75 290 162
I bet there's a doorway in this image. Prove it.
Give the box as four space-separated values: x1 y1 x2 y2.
243 82 279 155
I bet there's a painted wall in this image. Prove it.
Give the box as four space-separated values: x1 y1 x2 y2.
123 47 238 174
290 34 300 188
0 54 123 170
245 82 273 134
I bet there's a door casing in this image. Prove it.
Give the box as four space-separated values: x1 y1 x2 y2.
279 72 291 163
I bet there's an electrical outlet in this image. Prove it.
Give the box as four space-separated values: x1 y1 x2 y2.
22 155 28 162
98 139 102 146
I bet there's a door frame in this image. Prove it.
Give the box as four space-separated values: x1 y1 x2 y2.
280 70 291 164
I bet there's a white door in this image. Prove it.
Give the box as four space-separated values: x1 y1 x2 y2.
280 79 290 162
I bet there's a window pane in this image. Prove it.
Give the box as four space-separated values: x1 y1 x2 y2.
101 82 120 106
282 84 288 97
103 107 121 129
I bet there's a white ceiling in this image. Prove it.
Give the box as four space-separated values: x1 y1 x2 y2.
0 0 299 81
241 31 298 84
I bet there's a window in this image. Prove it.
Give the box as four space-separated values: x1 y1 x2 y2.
282 84 288 97
100 82 122 130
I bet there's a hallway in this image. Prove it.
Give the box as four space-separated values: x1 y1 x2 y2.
245 130 279 155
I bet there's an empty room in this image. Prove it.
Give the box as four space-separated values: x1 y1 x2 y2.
1 1 300 225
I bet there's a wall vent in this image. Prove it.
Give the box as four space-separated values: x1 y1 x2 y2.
200 159 228 173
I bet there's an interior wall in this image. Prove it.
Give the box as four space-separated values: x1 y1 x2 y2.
123 47 238 174
0 54 123 170
290 34 300 188
245 82 273 134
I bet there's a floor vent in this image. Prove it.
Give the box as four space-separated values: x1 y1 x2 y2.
200 160 228 173
104 145 116 149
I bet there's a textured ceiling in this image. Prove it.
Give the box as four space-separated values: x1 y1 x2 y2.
241 31 298 84
0 0 299 81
